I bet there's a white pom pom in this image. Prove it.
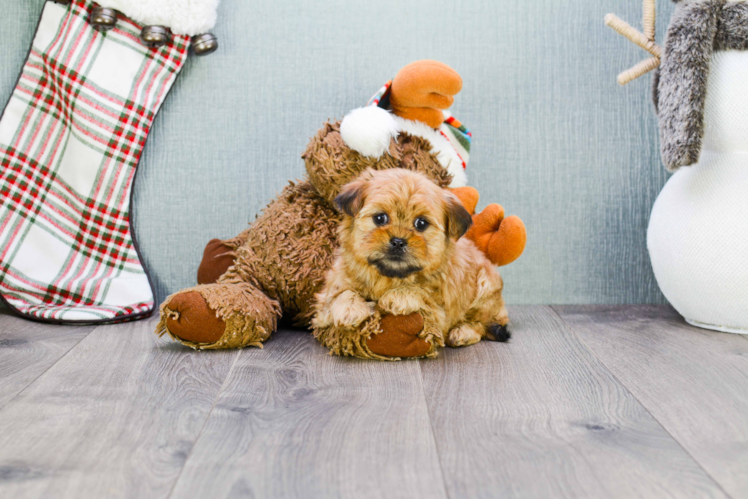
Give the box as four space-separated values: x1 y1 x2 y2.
340 107 399 158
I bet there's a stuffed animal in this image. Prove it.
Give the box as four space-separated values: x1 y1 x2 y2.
156 60 527 358
607 0 748 333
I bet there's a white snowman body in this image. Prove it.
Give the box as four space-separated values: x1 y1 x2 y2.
648 50 748 333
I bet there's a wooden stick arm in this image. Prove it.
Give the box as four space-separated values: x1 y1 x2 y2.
618 57 660 86
605 0 661 86
605 14 661 58
643 0 656 41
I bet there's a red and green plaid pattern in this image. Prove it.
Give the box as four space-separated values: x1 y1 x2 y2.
0 0 190 322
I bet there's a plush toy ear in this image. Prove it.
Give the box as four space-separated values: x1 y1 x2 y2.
445 193 473 240
335 175 369 217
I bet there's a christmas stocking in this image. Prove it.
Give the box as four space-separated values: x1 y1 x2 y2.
0 0 218 323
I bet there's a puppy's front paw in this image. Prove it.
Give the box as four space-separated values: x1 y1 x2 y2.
378 289 426 316
329 290 375 327
446 324 482 347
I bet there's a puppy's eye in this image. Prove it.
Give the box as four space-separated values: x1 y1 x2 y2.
373 213 389 226
414 217 430 232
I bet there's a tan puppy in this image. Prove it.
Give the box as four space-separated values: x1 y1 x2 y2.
312 168 510 352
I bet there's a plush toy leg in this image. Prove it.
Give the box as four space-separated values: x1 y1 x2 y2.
156 282 281 350
367 313 433 358
196 225 254 284
197 239 236 285
315 311 438 361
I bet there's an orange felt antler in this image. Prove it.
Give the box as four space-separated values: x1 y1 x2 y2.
466 204 526 267
389 60 463 129
450 186 479 215
450 188 526 267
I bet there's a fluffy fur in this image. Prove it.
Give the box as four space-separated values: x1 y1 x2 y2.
97 0 219 35
657 0 748 171
714 1 748 50
312 169 509 357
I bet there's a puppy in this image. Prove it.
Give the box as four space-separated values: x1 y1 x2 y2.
312 168 510 351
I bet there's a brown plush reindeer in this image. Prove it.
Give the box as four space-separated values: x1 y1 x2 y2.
157 60 527 359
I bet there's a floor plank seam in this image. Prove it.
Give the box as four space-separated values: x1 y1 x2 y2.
0 322 97 414
548 306 733 499
416 359 451 499
166 349 241 499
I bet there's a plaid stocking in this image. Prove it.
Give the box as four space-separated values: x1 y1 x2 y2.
0 0 190 323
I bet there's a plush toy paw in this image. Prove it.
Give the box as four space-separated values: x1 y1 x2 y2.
197 239 235 285
465 204 527 266
161 291 226 344
367 313 432 358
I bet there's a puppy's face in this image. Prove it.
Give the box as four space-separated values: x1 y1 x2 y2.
335 169 472 279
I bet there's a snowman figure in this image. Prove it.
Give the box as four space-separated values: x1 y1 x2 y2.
608 0 748 333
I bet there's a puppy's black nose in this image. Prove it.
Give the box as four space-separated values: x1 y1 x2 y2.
389 237 407 251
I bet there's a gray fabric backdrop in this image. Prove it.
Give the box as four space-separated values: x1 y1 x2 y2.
1 0 676 305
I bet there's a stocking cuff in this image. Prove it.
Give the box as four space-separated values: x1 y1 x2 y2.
95 0 219 35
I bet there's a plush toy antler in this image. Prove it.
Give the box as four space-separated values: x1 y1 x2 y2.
605 0 662 85
389 60 463 128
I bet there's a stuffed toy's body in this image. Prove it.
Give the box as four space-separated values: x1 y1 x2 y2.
157 61 527 358
648 0 748 333
607 0 748 333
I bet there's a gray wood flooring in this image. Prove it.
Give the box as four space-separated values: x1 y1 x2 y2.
0 305 745 498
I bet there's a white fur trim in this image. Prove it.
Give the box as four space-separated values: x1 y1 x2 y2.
392 116 467 187
447 165 468 188
97 0 219 36
340 107 399 158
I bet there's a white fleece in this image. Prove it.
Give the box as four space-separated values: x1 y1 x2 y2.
97 0 219 36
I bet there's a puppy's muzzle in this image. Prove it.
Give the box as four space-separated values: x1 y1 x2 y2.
389 237 407 256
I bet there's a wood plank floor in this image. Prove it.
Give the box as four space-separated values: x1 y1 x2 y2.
0 305 745 498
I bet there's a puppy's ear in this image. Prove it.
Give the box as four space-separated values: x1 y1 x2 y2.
445 194 473 240
335 177 368 217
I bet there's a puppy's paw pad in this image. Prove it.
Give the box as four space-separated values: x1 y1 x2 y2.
446 324 482 347
486 323 511 342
